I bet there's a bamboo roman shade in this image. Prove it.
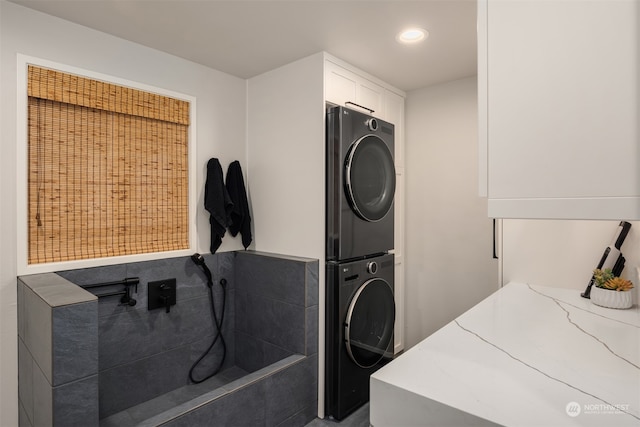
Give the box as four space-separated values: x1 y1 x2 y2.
27 65 190 264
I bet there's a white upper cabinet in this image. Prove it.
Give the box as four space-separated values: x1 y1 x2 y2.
325 60 357 107
479 0 640 220
325 58 393 120
384 89 405 166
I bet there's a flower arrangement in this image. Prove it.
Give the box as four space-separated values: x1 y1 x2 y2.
593 268 634 292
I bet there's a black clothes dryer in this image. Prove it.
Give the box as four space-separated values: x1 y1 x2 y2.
326 106 395 262
325 253 395 420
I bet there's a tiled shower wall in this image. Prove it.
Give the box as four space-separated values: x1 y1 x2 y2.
163 251 319 427
57 252 236 419
235 251 319 372
18 274 99 426
18 250 318 426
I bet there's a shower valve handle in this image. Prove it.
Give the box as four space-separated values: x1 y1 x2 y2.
160 284 172 313
160 295 170 313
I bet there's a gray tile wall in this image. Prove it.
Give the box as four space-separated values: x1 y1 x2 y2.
57 253 236 419
235 251 319 372
17 274 99 427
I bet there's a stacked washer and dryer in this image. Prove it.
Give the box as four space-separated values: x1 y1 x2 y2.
325 105 396 420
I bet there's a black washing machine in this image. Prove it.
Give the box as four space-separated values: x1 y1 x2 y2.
326 105 395 262
325 253 395 420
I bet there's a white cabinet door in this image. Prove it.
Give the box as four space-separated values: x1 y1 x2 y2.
481 0 640 220
384 89 406 353
384 89 405 166
356 78 385 118
325 61 357 108
392 168 405 354
325 60 385 118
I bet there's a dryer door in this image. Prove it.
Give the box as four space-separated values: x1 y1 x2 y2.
344 278 395 368
345 135 396 222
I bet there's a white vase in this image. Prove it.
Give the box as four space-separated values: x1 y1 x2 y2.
591 286 633 309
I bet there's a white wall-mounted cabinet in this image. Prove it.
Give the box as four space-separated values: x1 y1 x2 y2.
479 0 640 220
325 60 384 117
325 57 406 123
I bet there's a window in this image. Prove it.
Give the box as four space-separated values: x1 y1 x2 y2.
27 65 190 265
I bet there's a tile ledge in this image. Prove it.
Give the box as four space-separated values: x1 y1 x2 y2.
19 273 96 307
234 250 318 263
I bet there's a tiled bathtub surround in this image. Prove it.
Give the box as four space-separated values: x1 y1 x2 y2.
18 273 99 427
18 250 318 427
235 251 319 371
57 253 237 418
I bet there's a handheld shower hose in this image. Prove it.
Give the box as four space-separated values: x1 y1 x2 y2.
189 253 227 384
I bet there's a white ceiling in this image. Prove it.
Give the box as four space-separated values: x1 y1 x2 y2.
8 0 478 92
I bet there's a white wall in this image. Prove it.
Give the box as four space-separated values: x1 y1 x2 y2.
247 52 326 416
503 219 640 305
0 2 247 424
404 77 499 348
247 53 325 259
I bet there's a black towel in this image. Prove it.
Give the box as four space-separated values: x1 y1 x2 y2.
205 158 233 253
225 160 252 249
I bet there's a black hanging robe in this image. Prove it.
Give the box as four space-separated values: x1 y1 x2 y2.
204 158 233 253
225 160 252 249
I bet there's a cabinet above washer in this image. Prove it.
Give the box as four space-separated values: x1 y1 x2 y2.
324 56 405 166
325 57 405 123
325 59 385 118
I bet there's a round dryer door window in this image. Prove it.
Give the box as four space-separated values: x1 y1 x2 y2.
345 135 396 222
344 278 395 368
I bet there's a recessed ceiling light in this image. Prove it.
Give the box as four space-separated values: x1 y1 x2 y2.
396 28 428 44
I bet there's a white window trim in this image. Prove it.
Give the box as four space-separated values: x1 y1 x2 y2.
16 54 197 276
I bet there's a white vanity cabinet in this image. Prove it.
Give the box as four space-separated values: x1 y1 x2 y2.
479 0 640 220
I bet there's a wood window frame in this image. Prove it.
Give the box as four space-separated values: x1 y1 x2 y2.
17 55 197 275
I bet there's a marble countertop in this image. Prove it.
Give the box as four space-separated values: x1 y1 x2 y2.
370 282 640 426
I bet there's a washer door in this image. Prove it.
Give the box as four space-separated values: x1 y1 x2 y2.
345 135 396 222
344 278 395 368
